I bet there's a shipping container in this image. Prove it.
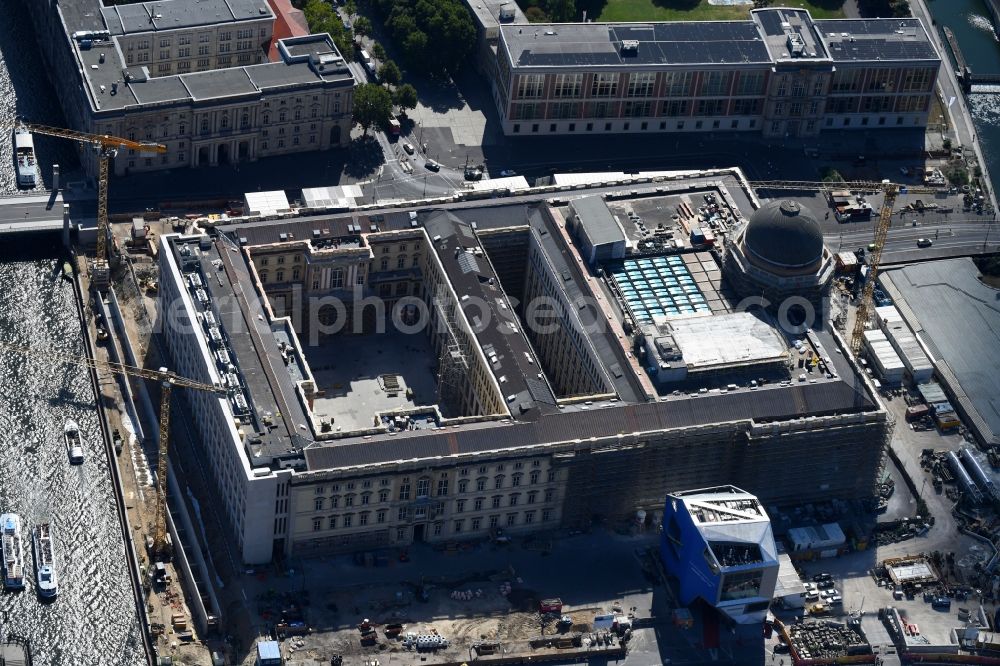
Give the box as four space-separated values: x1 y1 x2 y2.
906 404 930 422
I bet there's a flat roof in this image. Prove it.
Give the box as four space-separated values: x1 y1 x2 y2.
882 259 1000 446
304 378 874 470
753 7 829 62
817 18 938 63
58 0 351 113
101 0 271 35
570 196 626 247
657 312 789 371
500 13 938 70
166 234 310 465
464 0 526 32
502 21 772 68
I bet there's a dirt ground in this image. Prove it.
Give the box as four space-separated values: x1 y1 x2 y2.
272 574 621 664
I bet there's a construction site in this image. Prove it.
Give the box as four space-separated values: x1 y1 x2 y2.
19 134 999 665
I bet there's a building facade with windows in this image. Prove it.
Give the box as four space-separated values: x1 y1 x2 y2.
158 180 890 565
22 0 355 178
492 7 940 138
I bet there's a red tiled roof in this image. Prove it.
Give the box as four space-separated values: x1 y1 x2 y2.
265 0 310 61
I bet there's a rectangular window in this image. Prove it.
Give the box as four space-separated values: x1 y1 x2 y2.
736 72 764 96
590 73 618 97
506 513 517 527
377 510 386 523
328 516 337 529
343 515 352 528
433 523 443 537
626 72 655 98
474 498 484 511
456 499 465 513
516 74 544 99
454 520 463 533
398 506 408 520
542 509 552 522
312 518 321 532
489 515 499 528
437 478 449 496
699 71 730 96
471 518 481 530
663 72 692 97
661 100 689 117
553 73 583 98
525 511 535 524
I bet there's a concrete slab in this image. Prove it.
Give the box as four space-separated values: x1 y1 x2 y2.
304 329 439 432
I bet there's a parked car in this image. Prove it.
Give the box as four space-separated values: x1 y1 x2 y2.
817 580 836 590
813 573 833 583
402 142 415 155
829 595 843 606
499 169 517 177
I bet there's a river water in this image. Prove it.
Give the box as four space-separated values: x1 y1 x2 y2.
0 3 144 663
0 241 144 665
926 0 1000 192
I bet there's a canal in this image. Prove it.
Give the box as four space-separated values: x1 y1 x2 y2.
927 0 1000 192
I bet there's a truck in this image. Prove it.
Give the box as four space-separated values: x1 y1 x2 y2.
388 118 401 137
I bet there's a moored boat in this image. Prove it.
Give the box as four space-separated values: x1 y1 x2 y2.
32 523 57 599
1 513 25 590
13 127 38 188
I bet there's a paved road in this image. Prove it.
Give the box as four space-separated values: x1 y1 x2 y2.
830 219 1000 259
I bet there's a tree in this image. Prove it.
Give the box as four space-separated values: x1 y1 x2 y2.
354 15 373 37
378 60 402 86
352 83 393 135
548 0 576 22
302 0 353 61
393 84 418 113
372 42 387 62
345 0 357 18
370 0 474 77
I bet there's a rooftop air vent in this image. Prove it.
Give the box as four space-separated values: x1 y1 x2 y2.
621 39 639 55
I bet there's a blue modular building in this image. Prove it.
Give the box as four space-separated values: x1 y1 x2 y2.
661 486 779 624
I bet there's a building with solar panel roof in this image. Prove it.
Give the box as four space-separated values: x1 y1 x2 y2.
491 7 939 138
156 171 890 564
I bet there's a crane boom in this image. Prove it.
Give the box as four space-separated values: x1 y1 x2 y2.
15 121 166 290
20 123 167 154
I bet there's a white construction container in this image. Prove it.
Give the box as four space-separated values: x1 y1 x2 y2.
863 330 905 384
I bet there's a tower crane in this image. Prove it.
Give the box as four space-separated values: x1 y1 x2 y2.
0 340 226 557
748 179 938 354
16 122 167 291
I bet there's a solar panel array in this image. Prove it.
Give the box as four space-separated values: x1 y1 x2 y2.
818 19 938 62
610 256 711 325
513 21 771 67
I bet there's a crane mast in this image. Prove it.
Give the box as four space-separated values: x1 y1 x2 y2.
16 122 166 291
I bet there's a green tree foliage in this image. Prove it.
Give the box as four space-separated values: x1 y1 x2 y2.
378 60 402 86
370 0 475 77
372 42 387 62
354 15 373 37
548 0 576 21
517 0 577 22
302 0 354 61
393 84 418 113
353 83 394 135
858 0 910 17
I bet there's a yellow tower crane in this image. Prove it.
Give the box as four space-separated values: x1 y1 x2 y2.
749 180 938 355
0 340 226 557
17 122 167 291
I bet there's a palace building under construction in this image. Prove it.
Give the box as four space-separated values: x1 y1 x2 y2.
158 171 890 564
